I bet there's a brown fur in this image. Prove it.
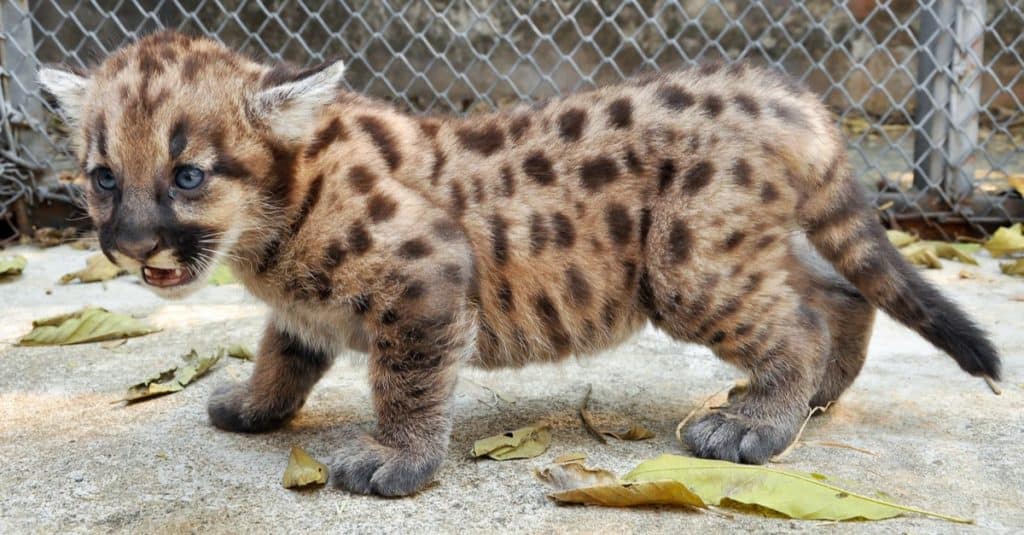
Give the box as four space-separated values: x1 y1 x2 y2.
42 32 1000 497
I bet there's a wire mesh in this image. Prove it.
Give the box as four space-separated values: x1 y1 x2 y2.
1 0 1021 238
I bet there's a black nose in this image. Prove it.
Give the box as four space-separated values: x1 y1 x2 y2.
116 235 160 262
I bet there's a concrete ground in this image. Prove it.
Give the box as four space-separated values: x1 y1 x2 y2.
0 244 1021 534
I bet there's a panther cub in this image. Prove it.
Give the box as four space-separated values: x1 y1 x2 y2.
41 31 1000 497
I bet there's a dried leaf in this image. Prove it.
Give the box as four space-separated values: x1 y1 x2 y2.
579 385 655 443
59 253 127 284
33 227 77 247
471 425 551 460
885 230 918 248
18 307 158 346
0 255 27 279
553 452 588 464
124 349 222 402
899 243 942 269
208 264 237 285
983 223 1024 257
282 446 328 489
226 344 255 361
926 242 979 265
624 454 971 523
538 461 705 509
1010 174 1024 197
1000 259 1024 277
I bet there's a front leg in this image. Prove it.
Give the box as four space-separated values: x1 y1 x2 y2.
208 318 334 432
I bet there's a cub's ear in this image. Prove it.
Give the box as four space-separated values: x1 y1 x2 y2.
38 67 90 125
249 59 346 143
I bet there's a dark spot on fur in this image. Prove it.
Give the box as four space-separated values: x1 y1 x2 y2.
733 94 760 116
667 220 692 264
529 212 548 255
289 175 324 237
509 114 531 142
699 61 722 75
755 234 777 249
658 159 676 194
418 119 440 138
724 231 746 250
608 98 632 129
732 158 752 187
602 301 618 328
565 265 592 307
682 160 714 194
367 194 398 223
352 294 371 314
456 124 505 156
348 165 377 194
760 181 779 202
348 222 372 255
325 241 347 269
380 309 399 325
432 218 461 241
709 331 726 345
658 84 694 111
442 263 463 284
702 94 723 117
497 278 514 312
734 323 752 337
558 108 587 141
305 118 347 159
534 294 571 352
430 148 446 186
489 215 509 265
398 238 432 259
500 165 515 197
637 270 661 321
450 181 466 215
580 156 619 191
403 280 427 301
769 101 808 127
606 203 633 246
621 260 638 290
639 208 652 244
357 116 401 170
472 176 487 204
168 118 188 160
552 212 575 248
95 116 108 159
522 152 555 185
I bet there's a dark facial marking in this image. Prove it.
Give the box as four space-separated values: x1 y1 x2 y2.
724 231 746 251
607 98 632 129
702 94 724 117
348 222 373 255
551 212 575 249
606 203 633 246
489 215 509 265
357 116 401 170
432 218 461 241
658 159 676 194
558 108 587 141
456 124 505 156
760 181 779 202
305 117 347 160
367 194 398 223
658 84 694 111
564 265 592 307
682 160 714 195
733 94 760 117
529 212 548 255
497 278 515 312
500 165 515 197
348 165 377 194
667 220 692 264
398 238 432 260
522 152 555 185
732 158 752 187
325 240 348 269
580 156 619 191
95 116 108 159
756 234 777 250
168 118 188 160
508 114 531 142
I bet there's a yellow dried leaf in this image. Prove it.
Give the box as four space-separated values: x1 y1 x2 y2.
282 446 328 489
226 344 255 361
59 253 127 284
926 242 979 266
885 230 918 248
538 461 705 509
0 255 27 279
18 307 158 346
1000 259 1024 277
471 425 551 460
983 223 1024 257
579 385 655 443
1009 174 1024 197
899 243 942 268
124 349 223 402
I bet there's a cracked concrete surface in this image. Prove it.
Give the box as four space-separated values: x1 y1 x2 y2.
1 244 1022 533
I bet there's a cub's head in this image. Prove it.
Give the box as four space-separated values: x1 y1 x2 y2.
40 31 344 298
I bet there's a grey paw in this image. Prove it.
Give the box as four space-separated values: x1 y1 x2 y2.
207 383 295 433
330 434 443 497
683 411 797 464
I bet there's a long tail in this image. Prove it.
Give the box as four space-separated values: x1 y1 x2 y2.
801 154 1001 381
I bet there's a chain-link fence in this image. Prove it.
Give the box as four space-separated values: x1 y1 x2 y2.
1 0 1022 239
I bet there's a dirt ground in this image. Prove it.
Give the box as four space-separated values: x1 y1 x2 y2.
1 244 1022 534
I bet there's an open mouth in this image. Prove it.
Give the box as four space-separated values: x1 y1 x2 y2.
141 266 196 288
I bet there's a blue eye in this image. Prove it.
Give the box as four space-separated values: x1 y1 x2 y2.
174 165 205 190
91 167 117 191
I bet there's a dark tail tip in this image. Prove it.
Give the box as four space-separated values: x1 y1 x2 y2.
917 298 1002 381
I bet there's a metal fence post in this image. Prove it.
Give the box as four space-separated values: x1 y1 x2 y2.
1 0 46 167
912 0 955 194
946 0 986 203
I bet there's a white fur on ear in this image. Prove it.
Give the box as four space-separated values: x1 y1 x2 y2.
38 67 89 124
250 60 346 142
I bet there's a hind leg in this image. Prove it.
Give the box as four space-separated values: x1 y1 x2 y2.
809 283 875 406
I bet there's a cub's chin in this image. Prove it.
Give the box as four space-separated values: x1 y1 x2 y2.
140 265 211 299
